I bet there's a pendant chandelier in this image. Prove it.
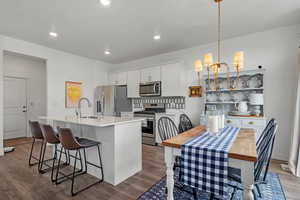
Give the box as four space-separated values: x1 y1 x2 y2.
194 0 244 90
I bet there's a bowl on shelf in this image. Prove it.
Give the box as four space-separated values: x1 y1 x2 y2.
231 91 244 102
206 93 217 102
248 74 263 88
219 93 231 102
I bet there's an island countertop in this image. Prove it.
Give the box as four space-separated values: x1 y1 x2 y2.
39 115 145 127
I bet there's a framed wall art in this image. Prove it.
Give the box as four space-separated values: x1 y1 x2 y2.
65 81 82 108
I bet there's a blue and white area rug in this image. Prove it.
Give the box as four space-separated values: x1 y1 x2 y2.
138 172 286 200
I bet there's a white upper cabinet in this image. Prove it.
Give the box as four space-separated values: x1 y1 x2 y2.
127 70 140 98
108 73 117 85
109 72 127 85
161 62 185 97
140 66 161 83
117 72 127 85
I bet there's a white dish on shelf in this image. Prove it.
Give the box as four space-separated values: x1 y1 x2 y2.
206 93 217 102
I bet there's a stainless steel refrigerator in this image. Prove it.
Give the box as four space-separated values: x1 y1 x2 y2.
94 85 132 116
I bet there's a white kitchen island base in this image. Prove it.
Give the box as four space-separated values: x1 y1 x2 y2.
40 116 143 186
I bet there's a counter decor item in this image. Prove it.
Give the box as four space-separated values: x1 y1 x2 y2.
207 115 219 134
189 86 202 97
65 81 82 108
235 101 248 113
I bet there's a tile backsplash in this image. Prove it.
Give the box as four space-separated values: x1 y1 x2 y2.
132 96 185 109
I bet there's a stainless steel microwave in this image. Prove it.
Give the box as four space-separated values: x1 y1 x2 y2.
139 81 161 97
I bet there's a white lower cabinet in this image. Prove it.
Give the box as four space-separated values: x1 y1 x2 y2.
226 116 267 141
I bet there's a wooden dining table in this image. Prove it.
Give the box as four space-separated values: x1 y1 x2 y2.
162 125 258 200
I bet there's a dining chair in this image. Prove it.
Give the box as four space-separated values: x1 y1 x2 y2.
255 118 277 184
158 116 181 172
228 123 278 200
178 113 193 133
256 118 275 147
158 116 179 141
158 117 214 200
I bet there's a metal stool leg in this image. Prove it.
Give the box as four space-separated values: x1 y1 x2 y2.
39 143 69 174
54 149 84 185
28 138 35 166
78 149 83 173
83 148 88 173
69 145 104 196
51 144 58 182
37 139 44 169
71 150 79 196
29 138 44 166
39 141 47 173
55 146 63 185
97 144 104 182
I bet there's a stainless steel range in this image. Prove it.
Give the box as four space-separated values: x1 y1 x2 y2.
134 104 165 146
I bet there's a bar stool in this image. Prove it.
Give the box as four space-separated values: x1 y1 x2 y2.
28 121 46 167
39 124 70 179
55 128 104 196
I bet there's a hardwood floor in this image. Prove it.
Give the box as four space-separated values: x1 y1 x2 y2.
1 138 300 200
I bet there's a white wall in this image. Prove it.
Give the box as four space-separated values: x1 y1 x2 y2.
112 24 300 161
3 52 47 136
0 35 110 155
0 38 3 155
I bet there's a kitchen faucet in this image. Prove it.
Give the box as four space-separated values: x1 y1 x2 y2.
77 97 92 118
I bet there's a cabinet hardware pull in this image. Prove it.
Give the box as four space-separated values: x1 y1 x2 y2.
248 121 254 125
227 120 231 123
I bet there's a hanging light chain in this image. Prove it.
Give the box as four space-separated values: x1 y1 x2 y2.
218 1 221 64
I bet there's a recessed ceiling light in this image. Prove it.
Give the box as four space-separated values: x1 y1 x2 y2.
153 34 161 40
104 50 111 55
100 0 111 6
49 32 58 38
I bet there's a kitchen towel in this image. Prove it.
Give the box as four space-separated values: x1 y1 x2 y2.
181 126 240 198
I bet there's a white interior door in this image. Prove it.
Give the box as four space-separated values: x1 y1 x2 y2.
4 77 27 139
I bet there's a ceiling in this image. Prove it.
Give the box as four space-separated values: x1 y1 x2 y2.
0 0 299 64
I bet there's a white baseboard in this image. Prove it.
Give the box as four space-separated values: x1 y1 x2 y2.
288 161 296 175
281 163 291 172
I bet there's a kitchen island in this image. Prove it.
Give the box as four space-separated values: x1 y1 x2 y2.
39 116 144 186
